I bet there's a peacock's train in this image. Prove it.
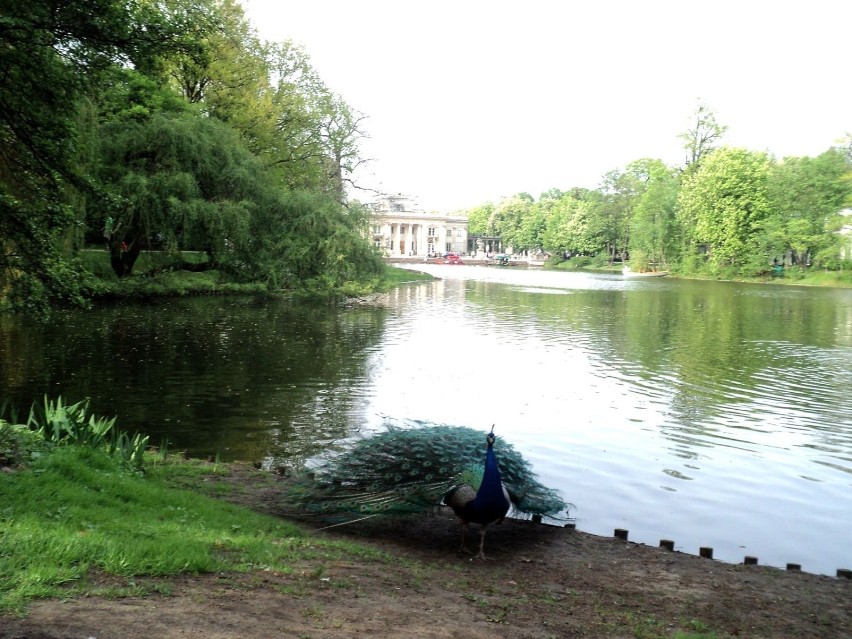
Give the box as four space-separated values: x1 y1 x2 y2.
284 420 570 557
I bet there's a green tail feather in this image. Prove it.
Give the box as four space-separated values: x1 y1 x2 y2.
283 421 571 520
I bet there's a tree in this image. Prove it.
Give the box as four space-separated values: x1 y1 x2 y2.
677 147 771 271
492 194 533 252
317 94 370 203
627 160 680 271
515 203 548 254
767 149 851 267
591 169 639 263
264 41 368 197
678 101 727 169
465 203 495 236
542 195 598 256
0 0 200 311
92 113 263 276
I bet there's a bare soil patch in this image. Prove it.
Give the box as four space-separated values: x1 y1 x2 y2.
3 463 850 638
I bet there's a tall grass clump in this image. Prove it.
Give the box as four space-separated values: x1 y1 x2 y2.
23 396 149 470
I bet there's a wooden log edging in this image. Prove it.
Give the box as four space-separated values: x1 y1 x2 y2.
549 524 852 578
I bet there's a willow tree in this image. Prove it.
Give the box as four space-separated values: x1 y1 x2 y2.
93 112 264 277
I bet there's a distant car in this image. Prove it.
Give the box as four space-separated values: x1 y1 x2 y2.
443 253 464 264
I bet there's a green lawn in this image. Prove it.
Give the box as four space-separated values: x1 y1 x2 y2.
0 446 379 615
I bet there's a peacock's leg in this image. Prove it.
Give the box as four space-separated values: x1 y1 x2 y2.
477 525 489 560
459 521 469 553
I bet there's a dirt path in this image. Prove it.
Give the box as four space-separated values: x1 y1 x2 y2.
3 463 850 638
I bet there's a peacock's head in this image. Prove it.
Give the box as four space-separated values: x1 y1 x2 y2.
487 425 496 447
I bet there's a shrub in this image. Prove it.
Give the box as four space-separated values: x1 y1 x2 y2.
0 421 47 467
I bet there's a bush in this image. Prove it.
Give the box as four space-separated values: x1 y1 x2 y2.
0 421 47 467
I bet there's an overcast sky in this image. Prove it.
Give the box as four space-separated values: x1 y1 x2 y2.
242 0 850 212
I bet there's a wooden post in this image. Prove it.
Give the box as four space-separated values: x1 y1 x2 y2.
614 528 629 540
836 569 852 579
699 547 713 559
786 563 801 572
744 556 759 565
659 539 675 551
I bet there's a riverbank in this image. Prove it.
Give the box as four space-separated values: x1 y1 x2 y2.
388 254 852 288
552 261 852 288
2 458 849 639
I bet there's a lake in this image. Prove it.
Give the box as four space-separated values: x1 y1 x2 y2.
1 265 850 575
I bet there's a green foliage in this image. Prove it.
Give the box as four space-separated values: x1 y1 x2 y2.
542 195 599 256
1 0 384 313
93 112 257 274
678 101 728 168
24 396 148 470
466 203 495 236
677 147 772 268
491 195 534 252
0 0 208 312
0 421 47 467
456 102 849 282
259 191 384 295
628 159 680 270
767 148 852 267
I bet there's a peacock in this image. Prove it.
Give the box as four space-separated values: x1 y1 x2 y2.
284 421 569 559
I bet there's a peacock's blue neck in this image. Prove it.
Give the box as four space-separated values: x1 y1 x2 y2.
463 442 510 523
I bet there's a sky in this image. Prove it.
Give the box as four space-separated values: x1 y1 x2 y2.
242 0 851 212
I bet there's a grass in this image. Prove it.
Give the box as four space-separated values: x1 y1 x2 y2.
78 248 208 280
78 248 274 299
0 446 381 615
79 250 433 300
93 269 271 299
546 258 852 289
379 265 433 289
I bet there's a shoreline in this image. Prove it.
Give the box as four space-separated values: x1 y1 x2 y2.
2 460 850 638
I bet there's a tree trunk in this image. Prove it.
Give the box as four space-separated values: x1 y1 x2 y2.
109 235 142 278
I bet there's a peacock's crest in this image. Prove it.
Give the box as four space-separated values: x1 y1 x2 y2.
283 421 570 521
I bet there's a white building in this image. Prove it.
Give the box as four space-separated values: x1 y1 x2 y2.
367 193 468 257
